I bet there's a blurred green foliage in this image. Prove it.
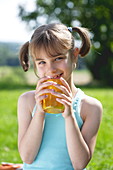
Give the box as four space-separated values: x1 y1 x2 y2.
0 42 21 66
18 0 113 86
0 66 36 89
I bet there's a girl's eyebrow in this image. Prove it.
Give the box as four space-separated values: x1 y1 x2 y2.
52 54 65 57
35 58 44 61
35 54 66 61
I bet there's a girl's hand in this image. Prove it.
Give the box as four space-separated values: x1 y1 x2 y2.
50 77 73 118
35 76 56 114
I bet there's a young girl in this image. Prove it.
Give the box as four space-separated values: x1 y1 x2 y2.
18 23 102 170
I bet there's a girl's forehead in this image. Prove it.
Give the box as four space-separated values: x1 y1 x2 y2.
33 47 68 59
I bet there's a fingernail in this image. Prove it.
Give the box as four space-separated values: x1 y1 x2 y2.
47 76 51 78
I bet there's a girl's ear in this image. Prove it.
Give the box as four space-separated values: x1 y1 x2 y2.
73 47 80 57
73 48 80 63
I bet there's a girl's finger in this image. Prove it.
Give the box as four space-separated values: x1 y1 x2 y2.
36 81 56 92
35 94 48 104
49 82 72 97
56 98 72 118
35 88 56 97
60 77 71 93
35 94 48 113
36 76 51 88
56 98 71 107
51 91 72 103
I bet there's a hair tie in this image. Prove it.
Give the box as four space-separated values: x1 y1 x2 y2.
68 27 73 33
29 39 31 43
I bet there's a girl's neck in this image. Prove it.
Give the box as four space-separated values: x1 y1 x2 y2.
71 83 78 97
68 74 78 97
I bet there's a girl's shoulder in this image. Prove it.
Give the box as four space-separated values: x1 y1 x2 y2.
18 90 35 103
18 90 36 114
82 94 102 109
80 94 103 120
19 90 35 99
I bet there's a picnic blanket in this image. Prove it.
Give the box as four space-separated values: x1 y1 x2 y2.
0 162 23 170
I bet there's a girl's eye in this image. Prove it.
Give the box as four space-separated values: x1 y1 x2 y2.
38 61 46 65
55 57 64 61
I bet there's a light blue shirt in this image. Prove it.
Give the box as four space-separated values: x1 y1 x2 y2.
23 89 86 170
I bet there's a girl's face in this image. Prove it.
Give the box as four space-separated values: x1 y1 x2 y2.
34 49 76 84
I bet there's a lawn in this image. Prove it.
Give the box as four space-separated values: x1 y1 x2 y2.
0 67 113 169
82 88 113 170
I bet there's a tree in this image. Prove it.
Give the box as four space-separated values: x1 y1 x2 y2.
0 42 20 66
18 0 113 86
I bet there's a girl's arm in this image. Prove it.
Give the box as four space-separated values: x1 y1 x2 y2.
51 78 102 169
17 77 56 164
64 96 102 169
17 92 45 164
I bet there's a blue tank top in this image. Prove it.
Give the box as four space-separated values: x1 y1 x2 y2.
23 88 86 170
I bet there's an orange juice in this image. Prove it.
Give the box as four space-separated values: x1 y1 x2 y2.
42 78 64 114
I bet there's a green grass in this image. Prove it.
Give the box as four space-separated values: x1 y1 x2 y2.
81 88 113 170
0 90 22 163
0 66 113 169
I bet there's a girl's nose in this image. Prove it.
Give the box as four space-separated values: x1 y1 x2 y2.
47 63 57 74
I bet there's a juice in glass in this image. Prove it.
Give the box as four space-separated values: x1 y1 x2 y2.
42 78 64 114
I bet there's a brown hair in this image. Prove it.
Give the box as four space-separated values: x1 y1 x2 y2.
19 23 91 72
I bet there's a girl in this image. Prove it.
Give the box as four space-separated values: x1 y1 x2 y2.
18 23 102 170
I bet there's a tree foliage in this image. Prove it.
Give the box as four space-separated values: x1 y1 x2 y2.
0 42 20 66
18 0 113 86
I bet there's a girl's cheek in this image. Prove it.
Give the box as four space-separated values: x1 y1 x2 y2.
37 67 46 77
37 65 43 71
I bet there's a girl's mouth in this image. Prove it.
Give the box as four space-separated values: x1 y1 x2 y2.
52 73 63 79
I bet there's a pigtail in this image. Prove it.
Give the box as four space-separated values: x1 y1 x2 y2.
19 41 30 72
72 27 91 57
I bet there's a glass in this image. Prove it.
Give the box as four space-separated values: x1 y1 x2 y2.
42 78 64 114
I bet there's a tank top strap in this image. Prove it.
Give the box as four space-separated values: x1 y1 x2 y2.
72 88 85 129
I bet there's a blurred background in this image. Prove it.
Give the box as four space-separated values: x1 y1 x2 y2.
0 0 113 169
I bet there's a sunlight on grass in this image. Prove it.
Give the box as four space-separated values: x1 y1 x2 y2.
82 88 113 170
